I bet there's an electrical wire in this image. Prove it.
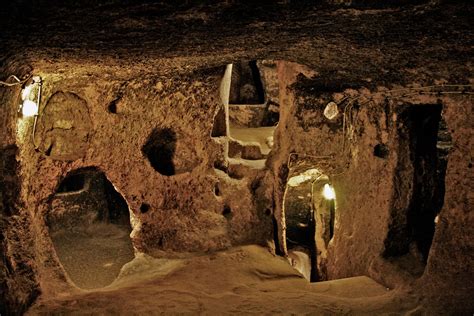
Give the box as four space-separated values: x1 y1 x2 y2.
286 84 473 179
0 74 32 87
336 84 474 175
1 74 43 149
32 77 43 150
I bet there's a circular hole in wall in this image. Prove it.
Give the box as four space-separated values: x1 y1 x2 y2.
140 203 150 214
374 143 390 159
142 128 177 176
108 99 118 114
222 205 233 220
142 128 201 176
214 183 221 196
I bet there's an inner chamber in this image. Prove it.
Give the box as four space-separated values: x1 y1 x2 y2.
47 168 134 289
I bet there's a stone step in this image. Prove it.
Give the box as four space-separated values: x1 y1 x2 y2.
228 139 267 160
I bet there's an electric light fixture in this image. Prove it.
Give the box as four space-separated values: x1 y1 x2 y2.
322 183 336 200
19 76 42 117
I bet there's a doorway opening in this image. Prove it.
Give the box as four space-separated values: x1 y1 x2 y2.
282 167 336 282
47 168 134 289
384 104 451 275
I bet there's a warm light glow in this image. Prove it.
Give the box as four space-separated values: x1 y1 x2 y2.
22 100 38 117
322 183 336 200
287 168 322 187
21 84 33 101
19 76 41 118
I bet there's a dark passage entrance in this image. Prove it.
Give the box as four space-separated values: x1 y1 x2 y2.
47 168 134 289
384 104 451 270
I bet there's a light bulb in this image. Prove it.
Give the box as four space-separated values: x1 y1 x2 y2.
22 100 38 117
322 183 336 200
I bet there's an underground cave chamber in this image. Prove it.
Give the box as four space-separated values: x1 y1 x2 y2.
0 49 472 313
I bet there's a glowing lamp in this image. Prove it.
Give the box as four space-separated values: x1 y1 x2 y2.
22 100 39 117
19 76 42 117
322 183 336 200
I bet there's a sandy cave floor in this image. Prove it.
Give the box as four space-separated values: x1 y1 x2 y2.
28 245 419 314
49 223 135 289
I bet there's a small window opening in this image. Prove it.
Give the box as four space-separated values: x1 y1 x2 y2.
211 106 227 138
374 143 390 159
108 98 120 114
142 128 177 176
229 60 265 105
214 183 221 196
57 173 86 193
140 203 150 214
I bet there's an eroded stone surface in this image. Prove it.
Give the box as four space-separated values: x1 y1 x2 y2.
37 92 92 161
0 1 472 314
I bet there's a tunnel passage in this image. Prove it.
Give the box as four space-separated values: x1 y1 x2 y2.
283 179 314 282
384 104 451 273
283 167 336 282
47 168 134 289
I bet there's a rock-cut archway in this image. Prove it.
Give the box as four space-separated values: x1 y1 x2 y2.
47 168 135 289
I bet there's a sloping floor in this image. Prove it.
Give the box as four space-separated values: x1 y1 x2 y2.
28 245 418 314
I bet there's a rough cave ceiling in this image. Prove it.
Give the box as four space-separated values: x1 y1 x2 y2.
0 1 472 85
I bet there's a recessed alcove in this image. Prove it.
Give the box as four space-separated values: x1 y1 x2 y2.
229 60 265 105
142 128 177 176
47 168 134 289
222 60 280 167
